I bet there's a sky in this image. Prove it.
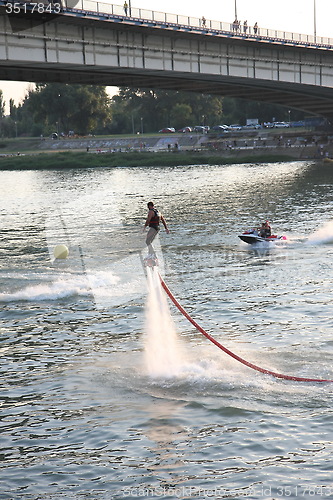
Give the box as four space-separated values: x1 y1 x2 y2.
1 0 332 111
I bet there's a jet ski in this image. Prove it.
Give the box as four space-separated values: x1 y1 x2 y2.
238 229 287 244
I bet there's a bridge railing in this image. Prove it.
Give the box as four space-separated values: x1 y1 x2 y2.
66 1 332 47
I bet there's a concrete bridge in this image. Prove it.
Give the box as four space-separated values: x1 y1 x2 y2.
1 0 333 120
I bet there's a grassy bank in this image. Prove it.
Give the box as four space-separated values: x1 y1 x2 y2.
0 150 298 170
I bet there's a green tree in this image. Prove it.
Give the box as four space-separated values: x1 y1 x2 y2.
221 97 304 125
110 88 224 133
2 82 307 138
0 90 5 137
9 99 17 120
0 91 5 119
21 83 111 136
170 103 192 130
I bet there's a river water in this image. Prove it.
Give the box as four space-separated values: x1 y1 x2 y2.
1 160 333 499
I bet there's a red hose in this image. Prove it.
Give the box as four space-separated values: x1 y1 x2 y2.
159 273 333 383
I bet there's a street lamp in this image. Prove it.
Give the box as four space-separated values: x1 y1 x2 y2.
131 114 135 135
57 93 61 136
314 0 317 41
234 0 237 19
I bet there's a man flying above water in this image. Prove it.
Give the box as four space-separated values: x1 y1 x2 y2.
143 201 170 258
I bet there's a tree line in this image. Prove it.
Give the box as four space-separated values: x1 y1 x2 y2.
0 83 305 138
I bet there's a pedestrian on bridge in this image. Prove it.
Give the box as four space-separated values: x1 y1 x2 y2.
233 18 239 31
123 1 128 16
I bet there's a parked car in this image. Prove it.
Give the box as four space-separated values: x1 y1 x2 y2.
178 126 192 133
243 124 262 129
228 124 242 130
158 127 176 133
273 122 290 128
193 126 207 133
211 125 229 132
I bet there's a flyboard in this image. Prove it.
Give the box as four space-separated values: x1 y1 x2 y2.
143 254 159 268
140 230 164 278
140 250 160 276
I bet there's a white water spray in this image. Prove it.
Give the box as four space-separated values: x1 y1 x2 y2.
144 269 184 378
307 220 333 245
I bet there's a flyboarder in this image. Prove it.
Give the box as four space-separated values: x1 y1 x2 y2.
143 201 170 258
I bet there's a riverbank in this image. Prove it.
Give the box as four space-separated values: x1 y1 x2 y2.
0 129 331 168
0 150 300 170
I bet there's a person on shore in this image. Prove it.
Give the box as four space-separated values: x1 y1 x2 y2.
144 201 170 256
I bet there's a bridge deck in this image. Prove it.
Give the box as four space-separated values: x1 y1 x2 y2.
1 0 333 50
1 1 333 119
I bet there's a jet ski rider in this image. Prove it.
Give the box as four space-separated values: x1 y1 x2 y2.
144 201 170 256
259 220 271 238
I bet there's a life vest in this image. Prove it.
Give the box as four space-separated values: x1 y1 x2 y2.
260 226 271 237
149 208 160 226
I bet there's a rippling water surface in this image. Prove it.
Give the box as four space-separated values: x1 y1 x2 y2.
1 161 333 499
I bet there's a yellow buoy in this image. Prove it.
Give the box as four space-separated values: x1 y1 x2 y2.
53 244 69 259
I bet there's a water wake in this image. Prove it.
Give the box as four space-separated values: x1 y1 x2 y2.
0 271 121 303
307 220 333 245
144 269 185 378
143 270 259 385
